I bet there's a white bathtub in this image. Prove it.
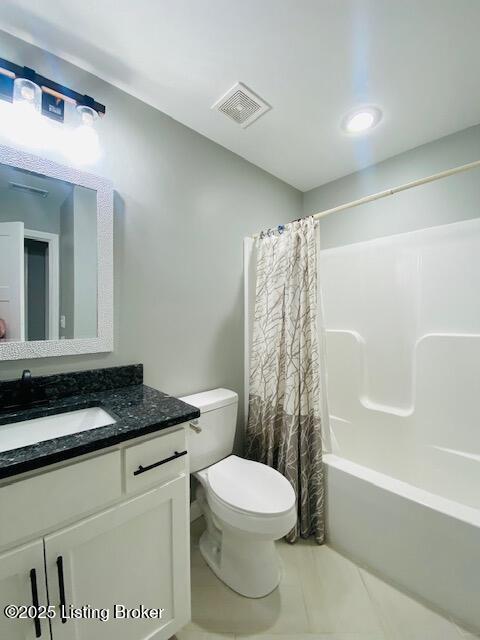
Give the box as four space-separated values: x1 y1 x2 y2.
319 220 480 632
324 453 480 633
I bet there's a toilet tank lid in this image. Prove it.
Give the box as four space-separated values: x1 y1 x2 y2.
180 388 238 413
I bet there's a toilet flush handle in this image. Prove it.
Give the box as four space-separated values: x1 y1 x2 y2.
189 419 202 433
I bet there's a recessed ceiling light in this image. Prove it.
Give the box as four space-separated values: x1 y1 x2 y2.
342 106 382 134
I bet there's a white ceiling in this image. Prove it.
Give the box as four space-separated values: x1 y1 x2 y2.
0 0 479 191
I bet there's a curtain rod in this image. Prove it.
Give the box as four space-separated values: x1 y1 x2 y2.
251 159 480 239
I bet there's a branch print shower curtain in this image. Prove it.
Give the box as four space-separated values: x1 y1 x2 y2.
246 217 325 543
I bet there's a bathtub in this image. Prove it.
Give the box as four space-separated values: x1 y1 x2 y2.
244 222 480 631
318 221 480 633
324 453 480 633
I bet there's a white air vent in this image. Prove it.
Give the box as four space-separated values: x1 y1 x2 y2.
212 82 271 128
9 182 49 197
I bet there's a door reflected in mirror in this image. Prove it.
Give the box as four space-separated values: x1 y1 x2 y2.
0 164 97 342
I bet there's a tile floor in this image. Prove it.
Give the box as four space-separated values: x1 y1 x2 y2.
173 518 478 640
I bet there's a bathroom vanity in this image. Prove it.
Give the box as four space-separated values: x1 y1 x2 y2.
0 145 199 638
0 364 199 640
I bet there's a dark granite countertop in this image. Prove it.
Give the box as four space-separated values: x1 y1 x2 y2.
0 365 199 480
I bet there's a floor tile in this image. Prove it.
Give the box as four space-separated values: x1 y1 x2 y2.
187 522 471 639
173 620 234 639
455 632 480 640
190 546 219 589
190 516 206 546
276 538 312 589
453 622 480 639
300 545 384 635
360 569 465 640
238 634 385 639
191 575 309 635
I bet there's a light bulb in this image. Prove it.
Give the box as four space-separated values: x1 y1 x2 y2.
20 84 35 102
13 78 41 111
63 124 101 165
76 105 98 126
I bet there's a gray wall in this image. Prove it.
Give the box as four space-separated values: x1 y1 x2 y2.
303 125 480 250
25 240 46 341
0 189 61 233
59 187 97 339
59 191 74 339
0 31 301 437
72 187 97 339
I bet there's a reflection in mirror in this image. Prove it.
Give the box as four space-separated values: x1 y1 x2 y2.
0 164 97 343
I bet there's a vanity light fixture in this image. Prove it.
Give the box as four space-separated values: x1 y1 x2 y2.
0 57 105 163
342 106 382 134
0 57 105 124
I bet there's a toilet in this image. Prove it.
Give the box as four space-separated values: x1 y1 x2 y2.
180 388 296 598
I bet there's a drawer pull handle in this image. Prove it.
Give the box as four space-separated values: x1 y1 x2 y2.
29 568 42 637
56 556 67 624
133 450 188 476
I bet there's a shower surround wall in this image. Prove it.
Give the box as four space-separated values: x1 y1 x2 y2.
318 217 480 631
300 125 480 632
321 216 480 505
0 30 302 440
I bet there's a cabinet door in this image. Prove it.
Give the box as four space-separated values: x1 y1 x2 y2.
0 539 48 640
45 475 190 640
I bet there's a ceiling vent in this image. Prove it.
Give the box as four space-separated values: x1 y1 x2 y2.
9 181 49 197
212 82 271 128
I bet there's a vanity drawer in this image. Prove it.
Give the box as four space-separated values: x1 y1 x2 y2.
0 451 121 549
124 427 187 494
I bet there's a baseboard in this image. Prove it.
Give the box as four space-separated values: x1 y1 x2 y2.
190 499 202 522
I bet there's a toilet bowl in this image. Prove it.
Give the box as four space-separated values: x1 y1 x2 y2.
195 455 296 598
180 388 297 598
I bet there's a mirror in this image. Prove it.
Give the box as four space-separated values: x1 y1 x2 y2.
0 165 97 342
0 144 113 360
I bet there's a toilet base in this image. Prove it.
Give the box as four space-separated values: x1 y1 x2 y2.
199 526 282 598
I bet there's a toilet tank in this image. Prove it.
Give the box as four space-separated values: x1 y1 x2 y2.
180 388 238 473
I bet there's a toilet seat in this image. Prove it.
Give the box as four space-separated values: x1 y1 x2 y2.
195 455 297 538
207 455 296 516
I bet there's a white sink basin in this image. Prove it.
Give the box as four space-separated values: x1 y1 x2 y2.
0 407 116 454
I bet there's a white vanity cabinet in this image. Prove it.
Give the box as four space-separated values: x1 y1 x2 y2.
0 425 190 640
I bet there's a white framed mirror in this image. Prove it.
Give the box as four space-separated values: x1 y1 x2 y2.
0 144 113 360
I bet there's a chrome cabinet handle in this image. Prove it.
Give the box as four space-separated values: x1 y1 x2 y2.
29 568 41 637
133 450 188 476
189 420 202 433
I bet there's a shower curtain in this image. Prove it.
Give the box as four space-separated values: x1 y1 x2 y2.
245 217 325 543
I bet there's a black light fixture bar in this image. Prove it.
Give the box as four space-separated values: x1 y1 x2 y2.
0 57 106 115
